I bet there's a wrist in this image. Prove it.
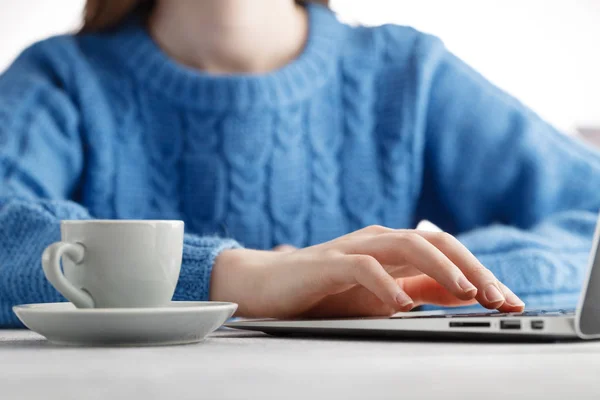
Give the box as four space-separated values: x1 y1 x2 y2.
209 248 273 316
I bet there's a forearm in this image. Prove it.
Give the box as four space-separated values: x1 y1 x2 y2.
0 197 90 327
416 34 600 234
0 196 242 327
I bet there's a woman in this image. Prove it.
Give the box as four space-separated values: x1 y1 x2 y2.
0 0 598 327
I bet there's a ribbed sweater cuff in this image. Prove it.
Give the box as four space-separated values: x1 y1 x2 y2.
174 235 242 301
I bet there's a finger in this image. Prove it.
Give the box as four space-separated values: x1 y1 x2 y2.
329 255 414 311
345 232 477 301
496 282 525 312
383 263 423 278
414 231 518 310
398 275 478 308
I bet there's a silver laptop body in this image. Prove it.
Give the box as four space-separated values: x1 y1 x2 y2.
226 216 600 340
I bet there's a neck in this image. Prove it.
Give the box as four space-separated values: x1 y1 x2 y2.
148 0 309 74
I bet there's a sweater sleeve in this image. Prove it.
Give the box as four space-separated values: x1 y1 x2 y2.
0 43 240 327
411 34 600 309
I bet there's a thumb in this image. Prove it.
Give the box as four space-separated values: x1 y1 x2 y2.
398 275 478 308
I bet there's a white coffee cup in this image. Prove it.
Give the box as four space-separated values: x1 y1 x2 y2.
42 220 184 309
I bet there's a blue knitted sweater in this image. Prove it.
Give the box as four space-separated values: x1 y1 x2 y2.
1 4 599 327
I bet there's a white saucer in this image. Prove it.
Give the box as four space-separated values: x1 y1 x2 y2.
13 301 237 346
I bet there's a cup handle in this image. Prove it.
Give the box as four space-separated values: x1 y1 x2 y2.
41 242 95 308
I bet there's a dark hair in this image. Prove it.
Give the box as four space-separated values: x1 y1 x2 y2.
80 0 329 33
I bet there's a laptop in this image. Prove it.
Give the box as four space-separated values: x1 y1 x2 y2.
226 217 600 340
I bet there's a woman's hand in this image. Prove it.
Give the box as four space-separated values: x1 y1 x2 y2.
210 225 525 318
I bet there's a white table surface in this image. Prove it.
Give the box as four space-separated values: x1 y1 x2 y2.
2 328 600 400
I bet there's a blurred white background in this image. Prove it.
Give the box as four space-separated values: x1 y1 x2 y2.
0 0 598 133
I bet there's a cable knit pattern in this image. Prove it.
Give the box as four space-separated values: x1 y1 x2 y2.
139 95 183 220
223 113 273 249
270 105 309 246
1 4 600 327
183 114 227 236
111 79 149 219
307 82 346 244
341 28 382 231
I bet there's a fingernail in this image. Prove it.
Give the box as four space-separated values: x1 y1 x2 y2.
504 289 525 307
456 276 477 295
484 285 505 303
395 292 413 308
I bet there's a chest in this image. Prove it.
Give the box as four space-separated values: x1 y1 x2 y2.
93 88 416 248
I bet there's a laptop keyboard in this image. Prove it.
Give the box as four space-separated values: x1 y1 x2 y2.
391 309 576 319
